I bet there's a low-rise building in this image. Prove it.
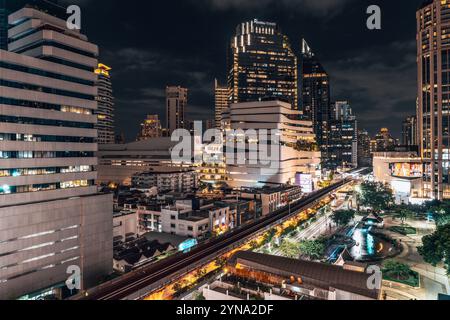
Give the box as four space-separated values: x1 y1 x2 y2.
160 205 210 239
226 251 381 300
97 138 193 185
373 151 424 204
240 185 302 216
113 209 139 243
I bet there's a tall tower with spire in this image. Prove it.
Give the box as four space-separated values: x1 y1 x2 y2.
300 39 331 165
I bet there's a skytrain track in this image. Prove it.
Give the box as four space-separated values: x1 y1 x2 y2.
81 178 352 300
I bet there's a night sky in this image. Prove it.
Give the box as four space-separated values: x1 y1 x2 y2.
7 0 425 141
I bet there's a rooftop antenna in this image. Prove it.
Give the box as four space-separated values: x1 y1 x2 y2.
301 38 314 57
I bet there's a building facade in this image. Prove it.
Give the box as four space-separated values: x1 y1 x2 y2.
0 7 112 299
417 0 450 199
370 128 397 153
402 115 418 147
357 129 372 167
166 86 187 135
327 101 358 169
94 63 115 144
223 100 321 189
373 152 424 204
227 19 298 109
131 170 198 193
137 114 162 141
300 39 331 162
215 79 228 128
97 138 193 185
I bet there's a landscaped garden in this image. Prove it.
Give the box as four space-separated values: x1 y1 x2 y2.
382 260 420 288
388 225 417 236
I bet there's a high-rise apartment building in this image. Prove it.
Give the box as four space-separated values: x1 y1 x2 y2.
94 63 114 144
300 39 331 162
0 6 112 299
214 79 228 128
228 19 298 109
166 86 187 135
417 0 450 199
402 115 418 147
137 114 162 141
328 101 358 169
357 130 372 167
370 128 396 153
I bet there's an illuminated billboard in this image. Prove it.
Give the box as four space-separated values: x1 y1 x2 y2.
296 173 313 193
389 162 422 178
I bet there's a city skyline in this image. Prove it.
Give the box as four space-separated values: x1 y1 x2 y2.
2 0 450 303
5 0 423 141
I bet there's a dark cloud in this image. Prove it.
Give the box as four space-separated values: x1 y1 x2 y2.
8 0 424 141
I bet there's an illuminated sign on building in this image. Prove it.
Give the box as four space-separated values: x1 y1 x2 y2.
296 173 313 193
390 162 422 178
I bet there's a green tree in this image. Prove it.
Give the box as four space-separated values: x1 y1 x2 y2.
397 208 410 225
418 224 450 273
331 210 355 227
428 201 450 226
248 240 259 250
359 182 394 213
383 260 412 280
214 257 227 268
279 239 301 259
298 240 325 261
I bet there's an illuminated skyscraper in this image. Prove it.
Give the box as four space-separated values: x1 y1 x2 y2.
358 129 372 167
417 0 450 199
228 19 298 109
166 86 187 135
300 39 331 161
94 63 115 144
402 115 418 147
328 101 358 169
137 114 162 141
215 79 228 128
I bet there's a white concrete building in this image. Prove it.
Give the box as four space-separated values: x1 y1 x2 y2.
223 101 321 189
373 152 424 204
160 206 210 239
113 209 138 241
0 7 112 299
97 138 193 185
131 169 197 193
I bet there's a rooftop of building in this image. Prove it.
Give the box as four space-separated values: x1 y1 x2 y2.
132 169 196 176
419 0 434 10
180 210 210 222
228 251 380 300
143 231 188 247
113 236 175 266
373 151 420 159
240 184 300 195
98 137 183 152
113 208 137 218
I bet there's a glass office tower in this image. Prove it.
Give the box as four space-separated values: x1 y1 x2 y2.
300 39 331 163
228 19 298 109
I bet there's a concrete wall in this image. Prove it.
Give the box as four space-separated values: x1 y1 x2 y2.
0 193 112 300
